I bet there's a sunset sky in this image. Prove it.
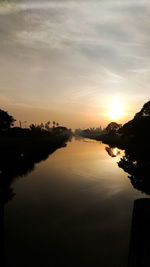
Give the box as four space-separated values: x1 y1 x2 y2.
0 0 150 128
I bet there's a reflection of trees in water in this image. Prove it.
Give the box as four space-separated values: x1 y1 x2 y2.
105 145 150 264
0 138 69 266
0 143 67 205
105 146 120 157
105 144 150 195
0 143 67 266
118 147 150 195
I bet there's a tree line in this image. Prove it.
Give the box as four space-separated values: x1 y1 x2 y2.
0 109 72 137
75 100 150 148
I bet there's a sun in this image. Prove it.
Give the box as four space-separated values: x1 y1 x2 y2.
108 100 124 120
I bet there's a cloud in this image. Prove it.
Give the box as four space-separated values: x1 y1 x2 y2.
0 0 150 127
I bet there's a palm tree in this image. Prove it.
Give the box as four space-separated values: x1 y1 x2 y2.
45 121 51 131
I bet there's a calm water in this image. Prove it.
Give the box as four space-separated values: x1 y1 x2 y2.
4 138 145 266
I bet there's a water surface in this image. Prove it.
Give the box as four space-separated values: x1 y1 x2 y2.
4 138 145 266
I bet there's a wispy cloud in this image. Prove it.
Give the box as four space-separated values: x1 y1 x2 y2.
0 0 150 127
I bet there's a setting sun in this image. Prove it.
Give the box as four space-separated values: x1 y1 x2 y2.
108 100 124 120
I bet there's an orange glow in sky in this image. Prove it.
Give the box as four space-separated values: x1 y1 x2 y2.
0 1 149 129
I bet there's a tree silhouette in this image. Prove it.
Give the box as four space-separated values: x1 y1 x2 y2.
105 122 122 134
134 100 150 119
29 124 43 134
119 100 150 140
0 109 15 131
45 121 51 131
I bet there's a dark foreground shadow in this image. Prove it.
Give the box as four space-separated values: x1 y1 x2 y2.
0 141 67 266
128 198 150 267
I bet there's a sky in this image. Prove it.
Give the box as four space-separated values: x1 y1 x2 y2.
0 0 150 129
